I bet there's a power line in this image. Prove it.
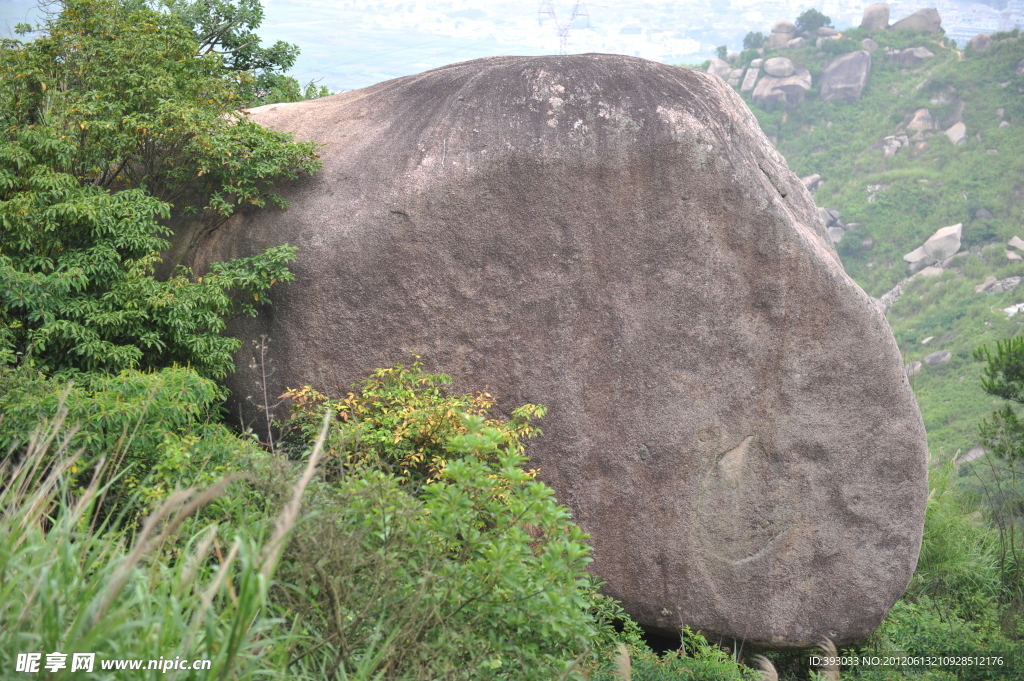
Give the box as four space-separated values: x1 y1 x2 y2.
538 2 590 54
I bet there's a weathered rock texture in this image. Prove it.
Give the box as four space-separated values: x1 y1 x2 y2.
820 51 873 103
166 55 928 648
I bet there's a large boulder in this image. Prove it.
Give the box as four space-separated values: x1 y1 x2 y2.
861 3 891 31
763 57 796 77
970 34 993 52
740 66 760 93
889 8 942 33
820 51 873 103
707 58 732 80
751 69 813 108
767 19 797 49
167 54 928 648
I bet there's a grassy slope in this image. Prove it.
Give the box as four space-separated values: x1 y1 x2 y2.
732 30 1024 458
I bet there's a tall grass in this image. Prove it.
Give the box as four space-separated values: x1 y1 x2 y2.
0 408 331 680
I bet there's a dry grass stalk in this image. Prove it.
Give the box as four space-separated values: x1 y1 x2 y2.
259 410 332 580
612 642 631 681
751 654 778 681
817 638 841 681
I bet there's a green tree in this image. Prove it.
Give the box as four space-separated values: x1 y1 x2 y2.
795 8 832 35
743 31 766 50
0 0 321 380
715 45 728 60
158 0 330 105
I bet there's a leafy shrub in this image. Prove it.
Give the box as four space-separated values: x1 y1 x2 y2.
0 365 260 521
278 359 545 487
276 412 599 679
0 0 319 379
820 37 862 55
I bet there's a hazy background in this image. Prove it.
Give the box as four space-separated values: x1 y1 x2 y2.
2 0 1018 92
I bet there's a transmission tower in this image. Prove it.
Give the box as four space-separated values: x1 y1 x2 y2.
538 2 589 54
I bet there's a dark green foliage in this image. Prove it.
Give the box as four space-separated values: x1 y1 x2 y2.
0 364 258 520
976 337 1024 405
794 8 832 35
158 0 331 105
0 0 320 379
819 36 861 55
743 31 765 50
716 45 728 60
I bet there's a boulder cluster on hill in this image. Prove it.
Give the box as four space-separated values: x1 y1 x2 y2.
706 2 950 108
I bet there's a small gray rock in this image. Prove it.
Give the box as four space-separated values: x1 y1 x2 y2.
828 226 845 243
818 27 840 37
905 361 923 377
976 208 994 219
862 38 879 52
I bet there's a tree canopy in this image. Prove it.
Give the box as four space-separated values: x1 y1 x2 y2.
0 0 321 380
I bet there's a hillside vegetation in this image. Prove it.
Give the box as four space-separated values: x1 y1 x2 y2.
727 27 1024 461
5 1 1024 679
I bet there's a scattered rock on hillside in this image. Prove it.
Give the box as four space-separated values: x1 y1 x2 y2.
750 58 764 68
1000 120 1011 128
1017 58 1024 75
975 276 998 293
802 174 823 191
889 8 942 34
906 108 934 132
955 446 986 465
923 223 963 260
862 236 875 249
905 361 923 377
1009 250 1023 262
893 46 935 65
764 57 795 77
976 208 994 219
821 51 873 103
904 223 962 271
818 27 839 37
173 53 928 650
861 3 891 31
977 275 1021 293
862 38 879 51
945 121 966 145
924 350 952 366
1009 236 1024 250
751 69 813 108
970 34 993 52
767 18 797 49
707 58 732 79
